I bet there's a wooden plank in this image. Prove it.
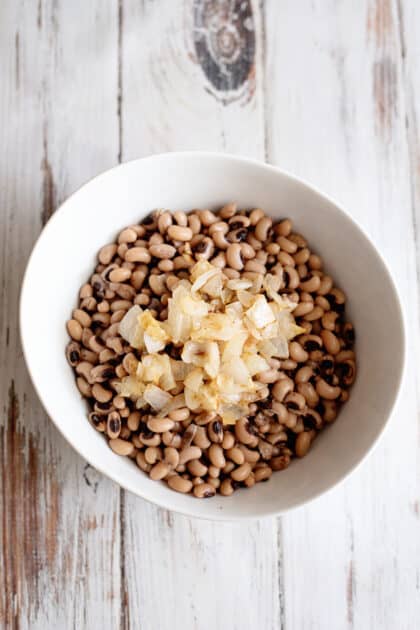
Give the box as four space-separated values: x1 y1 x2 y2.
265 1 420 629
0 2 122 628
119 2 282 629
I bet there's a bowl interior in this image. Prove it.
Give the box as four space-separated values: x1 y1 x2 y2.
20 153 405 519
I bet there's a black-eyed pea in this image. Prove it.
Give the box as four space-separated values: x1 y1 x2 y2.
127 411 141 432
297 263 308 279
208 477 221 490
188 213 201 234
167 225 193 241
193 483 216 498
98 243 118 265
115 364 127 378
293 247 310 265
135 452 150 473
145 446 162 465
147 417 175 433
300 275 321 293
292 301 314 317
118 227 137 244
125 247 151 263
76 376 91 397
222 432 235 450
195 411 217 426
164 447 179 469
213 230 230 250
91 383 112 403
235 418 256 445
157 211 173 234
220 479 234 496
208 465 220 479
227 447 245 465
308 253 323 270
270 455 291 470
284 412 297 430
302 409 323 430
289 341 309 363
316 378 341 400
271 401 288 423
149 461 170 481
222 461 235 475
197 209 217 225
140 432 161 447
277 235 298 254
244 259 266 274
243 473 255 488
254 216 272 241
240 242 256 259
295 432 312 457
167 475 193 494
193 426 211 449
316 295 331 311
304 305 324 321
246 233 263 250
220 202 238 219
297 382 319 408
226 243 244 270
317 275 334 295
238 444 260 463
231 462 251 482
275 218 292 237
187 459 208 477
208 444 225 468
179 446 202 465
109 267 132 283
284 391 306 412
295 366 314 384
321 329 341 355
254 465 272 482
272 378 294 403
113 396 125 410
67 319 83 341
109 438 134 456
149 232 164 246
208 419 223 443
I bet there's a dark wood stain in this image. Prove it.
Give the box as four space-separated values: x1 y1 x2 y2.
367 0 392 47
193 0 256 99
0 381 61 627
37 0 42 30
373 57 397 137
347 560 355 625
40 126 56 227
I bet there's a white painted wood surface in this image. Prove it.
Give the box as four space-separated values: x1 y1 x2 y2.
0 1 419 629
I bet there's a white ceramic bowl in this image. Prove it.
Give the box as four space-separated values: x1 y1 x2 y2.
20 153 405 520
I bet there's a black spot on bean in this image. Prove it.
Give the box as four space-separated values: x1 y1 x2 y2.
70 350 79 363
302 414 317 430
304 340 321 352
213 421 222 434
195 240 208 253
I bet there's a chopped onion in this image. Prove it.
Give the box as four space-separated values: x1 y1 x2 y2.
143 384 172 410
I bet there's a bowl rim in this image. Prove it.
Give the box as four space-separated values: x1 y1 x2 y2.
19 151 407 521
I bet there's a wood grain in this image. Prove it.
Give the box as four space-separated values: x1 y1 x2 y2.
0 2 121 628
119 3 281 630
265 1 420 629
1 1 420 628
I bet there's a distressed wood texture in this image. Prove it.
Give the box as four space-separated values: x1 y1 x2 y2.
0 2 121 629
1 1 419 629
